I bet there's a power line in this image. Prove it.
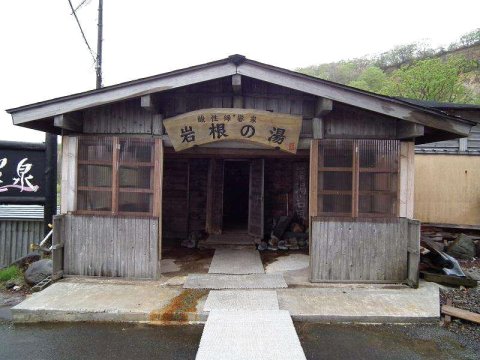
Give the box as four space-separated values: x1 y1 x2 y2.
67 0 96 63
73 0 91 13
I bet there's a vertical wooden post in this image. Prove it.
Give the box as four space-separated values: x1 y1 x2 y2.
206 159 214 234
111 137 119 214
44 133 57 235
351 141 359 218
60 136 78 214
153 139 163 278
399 141 415 219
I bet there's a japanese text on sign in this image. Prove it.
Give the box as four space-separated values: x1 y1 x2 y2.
164 109 302 153
0 157 39 193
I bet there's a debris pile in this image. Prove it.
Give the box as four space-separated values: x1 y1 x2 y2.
420 226 479 287
258 216 308 251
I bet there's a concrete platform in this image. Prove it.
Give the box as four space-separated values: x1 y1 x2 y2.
278 281 440 323
12 279 440 324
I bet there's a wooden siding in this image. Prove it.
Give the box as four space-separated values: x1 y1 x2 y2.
56 214 159 279
323 103 397 139
416 124 480 154
84 99 163 135
78 77 317 138
414 154 480 226
0 220 43 267
310 217 420 282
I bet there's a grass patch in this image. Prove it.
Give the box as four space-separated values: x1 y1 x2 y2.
0 265 22 282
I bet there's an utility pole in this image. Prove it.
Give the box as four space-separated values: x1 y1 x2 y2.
96 0 103 89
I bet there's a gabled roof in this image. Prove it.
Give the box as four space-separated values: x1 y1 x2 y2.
6 55 476 137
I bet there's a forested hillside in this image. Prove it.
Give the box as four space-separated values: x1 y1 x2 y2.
296 28 480 104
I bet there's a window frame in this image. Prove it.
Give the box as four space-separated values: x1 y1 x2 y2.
316 139 400 218
75 135 161 217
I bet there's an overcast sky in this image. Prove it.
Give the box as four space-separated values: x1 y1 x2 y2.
1 0 479 143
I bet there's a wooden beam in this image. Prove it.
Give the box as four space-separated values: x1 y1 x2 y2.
10 62 237 124
421 271 478 288
54 113 83 132
396 121 424 139
232 74 243 108
232 74 242 95
141 94 159 113
237 62 474 136
316 97 333 117
312 97 332 139
441 305 480 325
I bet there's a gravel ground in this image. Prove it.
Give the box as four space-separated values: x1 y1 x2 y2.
439 261 480 343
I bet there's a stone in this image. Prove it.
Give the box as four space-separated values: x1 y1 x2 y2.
447 234 476 260
5 280 17 289
13 285 22 292
257 242 268 251
181 239 196 249
12 253 41 269
24 259 52 285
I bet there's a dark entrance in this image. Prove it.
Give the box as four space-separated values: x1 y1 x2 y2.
222 160 250 232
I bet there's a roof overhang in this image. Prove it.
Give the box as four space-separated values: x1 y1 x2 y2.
6 55 476 139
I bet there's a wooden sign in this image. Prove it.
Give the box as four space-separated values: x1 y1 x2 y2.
163 109 302 154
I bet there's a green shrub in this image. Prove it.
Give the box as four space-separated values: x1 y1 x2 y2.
0 265 22 282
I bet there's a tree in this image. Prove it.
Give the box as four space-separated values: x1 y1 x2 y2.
348 66 388 93
384 56 478 103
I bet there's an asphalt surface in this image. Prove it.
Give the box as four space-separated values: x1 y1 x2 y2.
1 300 479 360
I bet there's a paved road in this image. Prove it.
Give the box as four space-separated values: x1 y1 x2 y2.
1 304 478 360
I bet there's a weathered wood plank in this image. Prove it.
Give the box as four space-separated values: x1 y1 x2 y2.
60 214 158 278
311 218 414 282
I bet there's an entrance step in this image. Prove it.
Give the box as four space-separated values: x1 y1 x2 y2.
204 290 279 311
208 248 264 275
202 232 254 245
196 310 306 360
184 274 288 289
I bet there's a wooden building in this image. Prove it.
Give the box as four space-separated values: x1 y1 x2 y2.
403 100 480 227
6 55 477 286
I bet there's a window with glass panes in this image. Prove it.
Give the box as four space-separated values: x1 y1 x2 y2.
316 139 400 217
76 136 159 216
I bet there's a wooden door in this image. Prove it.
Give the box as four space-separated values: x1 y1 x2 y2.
248 159 264 238
206 159 224 235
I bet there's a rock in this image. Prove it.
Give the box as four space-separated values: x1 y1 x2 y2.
476 241 480 258
447 234 476 260
12 253 40 269
286 238 299 250
13 285 22 292
24 259 52 285
181 239 196 248
5 280 16 290
257 242 268 251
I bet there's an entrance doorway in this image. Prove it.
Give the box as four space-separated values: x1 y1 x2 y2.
222 160 250 232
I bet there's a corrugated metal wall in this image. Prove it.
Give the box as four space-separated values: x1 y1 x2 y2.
0 220 43 267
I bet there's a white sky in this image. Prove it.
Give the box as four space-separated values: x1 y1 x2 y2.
1 0 479 143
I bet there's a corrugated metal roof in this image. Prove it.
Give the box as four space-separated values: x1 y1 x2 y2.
0 205 44 219
0 205 59 220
